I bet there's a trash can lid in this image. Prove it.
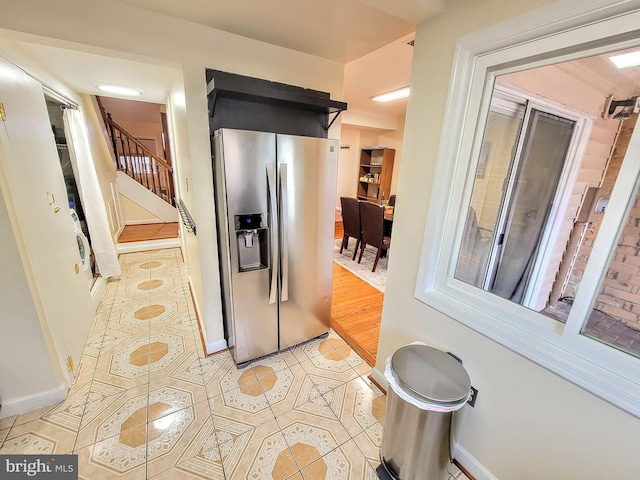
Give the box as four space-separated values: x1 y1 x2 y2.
390 344 471 406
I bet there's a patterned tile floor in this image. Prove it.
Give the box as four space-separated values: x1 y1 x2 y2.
0 248 468 480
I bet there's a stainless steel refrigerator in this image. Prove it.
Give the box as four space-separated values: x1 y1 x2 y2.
212 128 338 365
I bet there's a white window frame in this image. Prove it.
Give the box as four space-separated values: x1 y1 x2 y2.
415 0 640 417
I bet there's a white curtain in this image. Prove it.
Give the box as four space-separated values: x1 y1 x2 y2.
63 108 121 278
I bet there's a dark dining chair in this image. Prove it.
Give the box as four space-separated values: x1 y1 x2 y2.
340 196 361 260
358 201 390 272
388 194 396 207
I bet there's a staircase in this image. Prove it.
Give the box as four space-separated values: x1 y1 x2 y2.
97 98 175 206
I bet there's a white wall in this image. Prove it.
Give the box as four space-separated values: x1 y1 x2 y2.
82 95 121 239
118 195 160 223
0 191 60 410
336 122 405 210
336 127 361 206
0 0 344 352
98 97 165 158
377 0 640 478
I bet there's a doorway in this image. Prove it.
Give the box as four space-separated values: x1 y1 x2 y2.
331 219 384 366
490 109 575 302
330 128 399 365
455 86 589 308
45 96 97 289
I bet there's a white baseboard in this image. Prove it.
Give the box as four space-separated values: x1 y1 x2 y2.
370 367 387 390
124 219 167 225
0 383 67 419
117 238 181 254
453 444 497 480
206 339 228 355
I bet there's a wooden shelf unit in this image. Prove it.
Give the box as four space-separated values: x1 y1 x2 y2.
357 147 395 203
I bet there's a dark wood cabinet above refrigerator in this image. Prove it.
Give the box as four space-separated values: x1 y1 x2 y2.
205 69 347 138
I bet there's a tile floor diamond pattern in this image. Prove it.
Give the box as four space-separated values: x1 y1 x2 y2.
92 328 135 359
119 299 179 327
125 276 174 295
173 418 225 478
221 381 271 414
170 351 208 385
248 428 297 479
281 422 340 468
0 248 470 479
40 380 125 433
110 333 184 378
0 432 56 454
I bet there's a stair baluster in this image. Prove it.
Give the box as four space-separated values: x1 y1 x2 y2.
98 99 175 206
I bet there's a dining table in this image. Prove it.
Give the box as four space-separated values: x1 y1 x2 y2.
383 207 394 237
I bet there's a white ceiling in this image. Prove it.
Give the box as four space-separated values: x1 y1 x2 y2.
558 47 640 97
4 0 425 125
7 1 640 137
99 96 164 125
12 35 416 125
13 41 178 104
344 34 415 118
112 0 438 63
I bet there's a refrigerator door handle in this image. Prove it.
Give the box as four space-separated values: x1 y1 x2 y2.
280 163 289 302
267 162 278 305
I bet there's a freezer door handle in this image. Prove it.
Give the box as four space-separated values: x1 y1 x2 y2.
267 162 278 305
280 163 289 302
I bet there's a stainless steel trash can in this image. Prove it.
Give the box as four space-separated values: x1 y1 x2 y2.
379 344 471 480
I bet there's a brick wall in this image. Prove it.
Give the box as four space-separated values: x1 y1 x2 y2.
594 179 640 330
568 115 640 330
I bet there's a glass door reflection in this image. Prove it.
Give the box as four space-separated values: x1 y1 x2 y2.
456 98 577 306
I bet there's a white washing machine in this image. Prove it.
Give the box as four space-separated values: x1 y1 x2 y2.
71 209 93 288
70 208 82 231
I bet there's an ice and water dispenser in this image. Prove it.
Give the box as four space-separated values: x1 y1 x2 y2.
234 213 269 272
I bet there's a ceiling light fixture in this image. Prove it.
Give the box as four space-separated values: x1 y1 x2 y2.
372 87 410 103
609 51 640 69
97 85 142 96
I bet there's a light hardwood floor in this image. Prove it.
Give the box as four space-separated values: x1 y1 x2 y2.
118 222 179 243
331 220 383 366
